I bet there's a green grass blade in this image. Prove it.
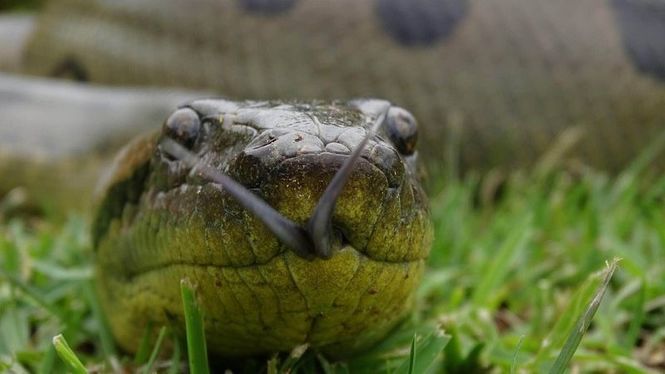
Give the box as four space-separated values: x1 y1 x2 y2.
621 129 665 178
535 279 597 365
181 278 210 374
52 334 86 374
279 344 309 373
30 260 93 281
83 280 116 357
408 334 416 374
548 258 620 374
395 329 450 374
510 335 525 374
0 300 29 354
622 278 646 351
317 353 342 374
135 321 154 365
142 326 168 374
0 270 64 319
267 355 279 374
37 344 57 374
168 332 183 374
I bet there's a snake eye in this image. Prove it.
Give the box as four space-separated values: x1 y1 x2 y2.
163 108 201 148
384 106 418 155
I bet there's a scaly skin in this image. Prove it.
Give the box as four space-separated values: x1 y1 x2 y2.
22 0 665 174
93 99 432 357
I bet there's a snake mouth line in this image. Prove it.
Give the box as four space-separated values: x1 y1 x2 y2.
121 245 425 282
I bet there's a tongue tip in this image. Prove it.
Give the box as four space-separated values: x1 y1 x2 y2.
316 247 333 259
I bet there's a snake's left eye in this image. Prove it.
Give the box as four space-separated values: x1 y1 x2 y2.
384 106 418 155
163 108 201 148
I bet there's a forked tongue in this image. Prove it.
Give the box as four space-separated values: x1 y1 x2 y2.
161 110 386 259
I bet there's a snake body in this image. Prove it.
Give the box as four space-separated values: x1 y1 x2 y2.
21 0 665 174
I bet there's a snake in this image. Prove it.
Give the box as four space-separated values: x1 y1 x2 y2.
1 0 664 360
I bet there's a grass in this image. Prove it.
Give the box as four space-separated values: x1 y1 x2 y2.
52 334 86 374
0 165 664 373
180 279 209 374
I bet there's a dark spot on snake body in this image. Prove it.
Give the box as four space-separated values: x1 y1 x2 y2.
376 0 468 46
610 0 665 82
237 0 297 14
92 162 150 248
50 56 88 82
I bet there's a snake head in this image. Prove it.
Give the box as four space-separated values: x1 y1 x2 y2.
160 99 427 261
94 98 431 358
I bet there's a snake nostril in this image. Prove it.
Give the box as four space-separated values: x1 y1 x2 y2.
334 227 351 248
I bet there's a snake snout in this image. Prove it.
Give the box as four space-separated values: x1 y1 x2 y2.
161 108 387 260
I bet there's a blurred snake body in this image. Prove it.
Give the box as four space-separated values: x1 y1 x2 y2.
1 0 665 359
19 0 665 174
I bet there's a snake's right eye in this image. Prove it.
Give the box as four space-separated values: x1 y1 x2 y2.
163 108 201 148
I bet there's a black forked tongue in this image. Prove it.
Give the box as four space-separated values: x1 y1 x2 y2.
161 111 386 259
306 111 386 258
